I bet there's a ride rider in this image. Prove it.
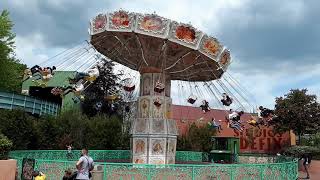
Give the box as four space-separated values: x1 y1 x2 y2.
69 66 100 83
200 100 210 113
221 93 233 106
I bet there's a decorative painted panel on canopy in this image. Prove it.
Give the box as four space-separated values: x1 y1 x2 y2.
89 10 231 81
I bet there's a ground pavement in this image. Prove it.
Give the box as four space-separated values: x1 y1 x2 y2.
299 160 320 180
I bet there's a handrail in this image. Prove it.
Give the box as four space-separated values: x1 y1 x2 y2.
12 151 298 180
0 91 60 116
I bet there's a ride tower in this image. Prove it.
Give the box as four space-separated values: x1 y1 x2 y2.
89 10 231 164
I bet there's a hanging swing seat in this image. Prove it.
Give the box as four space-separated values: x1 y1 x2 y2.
51 87 63 96
125 105 130 112
221 99 232 106
23 69 32 80
123 85 135 92
154 82 165 93
95 102 103 110
187 95 197 104
104 94 120 101
221 94 233 106
84 76 97 82
248 119 257 126
154 99 162 107
200 100 210 113
41 69 50 76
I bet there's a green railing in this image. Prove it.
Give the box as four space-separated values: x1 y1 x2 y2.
10 150 207 162
0 91 60 116
10 150 298 180
14 158 298 180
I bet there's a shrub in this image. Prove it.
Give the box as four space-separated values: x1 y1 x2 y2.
0 133 13 160
283 145 320 158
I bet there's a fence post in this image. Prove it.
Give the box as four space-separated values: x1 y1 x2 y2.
259 165 263 180
230 166 234 180
147 165 151 180
10 93 14 110
104 164 107 180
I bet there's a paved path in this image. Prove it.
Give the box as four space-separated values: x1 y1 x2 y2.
299 160 320 180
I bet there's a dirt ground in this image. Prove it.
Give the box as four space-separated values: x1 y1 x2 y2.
299 160 320 180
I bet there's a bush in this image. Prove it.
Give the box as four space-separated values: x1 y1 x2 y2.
0 108 131 150
177 123 216 152
0 133 13 160
301 133 320 148
0 109 38 149
283 145 320 158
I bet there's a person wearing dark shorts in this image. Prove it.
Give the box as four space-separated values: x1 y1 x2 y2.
299 153 312 179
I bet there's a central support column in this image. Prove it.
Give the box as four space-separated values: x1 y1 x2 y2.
131 70 178 164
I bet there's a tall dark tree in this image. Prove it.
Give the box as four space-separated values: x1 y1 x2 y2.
177 123 216 152
0 10 26 92
272 89 320 144
0 109 38 149
81 59 122 116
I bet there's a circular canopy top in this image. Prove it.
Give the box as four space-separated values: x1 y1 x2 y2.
89 10 231 81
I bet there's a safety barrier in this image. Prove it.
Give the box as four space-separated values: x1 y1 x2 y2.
10 150 209 162
10 150 298 179
0 91 60 116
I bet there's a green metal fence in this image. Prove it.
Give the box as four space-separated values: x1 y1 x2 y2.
11 150 298 180
10 150 207 162
14 158 298 180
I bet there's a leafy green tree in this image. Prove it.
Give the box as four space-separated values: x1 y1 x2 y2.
86 115 123 149
177 123 216 152
272 89 320 145
82 60 122 116
54 110 90 149
0 10 26 92
0 109 38 149
34 116 60 149
0 108 130 150
0 133 13 159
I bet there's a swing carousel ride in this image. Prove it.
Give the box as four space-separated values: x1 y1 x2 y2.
24 10 276 165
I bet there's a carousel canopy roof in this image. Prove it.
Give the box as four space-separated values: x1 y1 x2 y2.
89 10 231 81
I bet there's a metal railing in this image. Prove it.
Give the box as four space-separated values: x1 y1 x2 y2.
11 150 298 180
10 150 208 162
0 91 60 116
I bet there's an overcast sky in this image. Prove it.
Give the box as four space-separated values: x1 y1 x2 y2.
2 0 320 108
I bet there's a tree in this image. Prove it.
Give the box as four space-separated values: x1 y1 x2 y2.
0 133 13 159
272 89 320 145
0 10 26 92
0 108 131 150
177 123 216 152
81 59 122 116
0 109 38 149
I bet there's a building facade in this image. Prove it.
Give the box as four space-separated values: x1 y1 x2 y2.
171 105 295 154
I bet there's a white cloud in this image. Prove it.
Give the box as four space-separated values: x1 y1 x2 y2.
15 34 48 66
15 34 65 67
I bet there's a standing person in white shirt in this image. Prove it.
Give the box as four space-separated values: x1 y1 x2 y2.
76 148 94 180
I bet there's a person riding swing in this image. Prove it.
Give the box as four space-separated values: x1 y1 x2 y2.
69 66 100 84
154 81 165 93
208 118 223 132
200 100 210 113
221 93 233 106
154 97 162 107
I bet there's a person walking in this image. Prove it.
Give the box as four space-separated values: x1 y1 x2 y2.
299 153 312 179
75 148 94 180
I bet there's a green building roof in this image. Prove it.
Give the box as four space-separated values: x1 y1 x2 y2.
22 71 80 112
